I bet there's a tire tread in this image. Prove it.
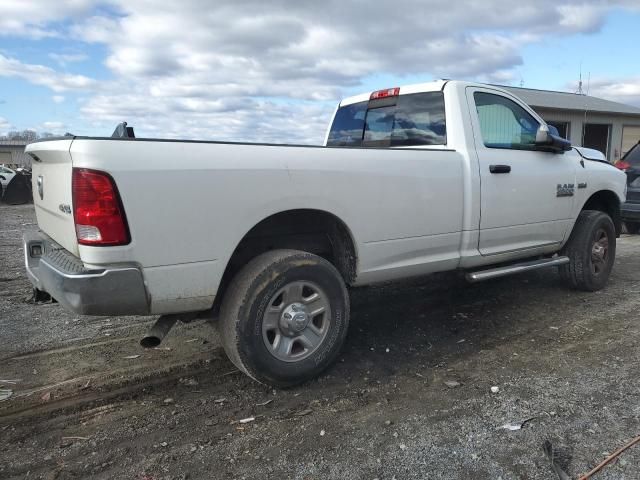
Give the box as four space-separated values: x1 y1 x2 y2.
218 249 348 386
560 210 615 291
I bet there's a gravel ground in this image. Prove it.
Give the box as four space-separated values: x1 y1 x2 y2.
1 203 639 480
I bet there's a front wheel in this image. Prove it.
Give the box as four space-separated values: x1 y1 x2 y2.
219 249 350 387
560 210 616 291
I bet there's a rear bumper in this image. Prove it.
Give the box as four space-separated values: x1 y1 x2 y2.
23 231 150 315
621 202 640 222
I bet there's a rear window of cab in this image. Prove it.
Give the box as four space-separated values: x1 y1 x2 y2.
327 92 446 147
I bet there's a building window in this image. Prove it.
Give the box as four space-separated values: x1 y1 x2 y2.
582 123 611 160
546 121 570 140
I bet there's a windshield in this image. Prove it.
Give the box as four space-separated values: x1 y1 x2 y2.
327 92 446 147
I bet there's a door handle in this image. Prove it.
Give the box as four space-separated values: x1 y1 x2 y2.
489 164 511 174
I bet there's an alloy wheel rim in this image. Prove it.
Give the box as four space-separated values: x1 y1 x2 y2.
590 228 609 276
262 281 331 362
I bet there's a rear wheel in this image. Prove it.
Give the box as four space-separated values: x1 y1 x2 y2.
560 210 616 291
625 221 640 234
219 249 349 387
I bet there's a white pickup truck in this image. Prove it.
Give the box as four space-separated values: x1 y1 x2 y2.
24 80 626 386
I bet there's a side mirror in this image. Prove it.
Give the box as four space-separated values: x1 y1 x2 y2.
0 175 5 181
535 125 571 153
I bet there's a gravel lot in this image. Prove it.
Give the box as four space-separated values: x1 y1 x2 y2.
1 203 639 479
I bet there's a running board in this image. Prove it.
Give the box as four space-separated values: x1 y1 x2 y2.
466 256 570 283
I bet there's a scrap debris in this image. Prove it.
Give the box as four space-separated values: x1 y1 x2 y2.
499 417 535 431
0 389 13 402
0 379 21 385
542 440 571 480
578 434 640 480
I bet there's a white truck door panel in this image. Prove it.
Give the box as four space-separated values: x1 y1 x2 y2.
466 87 576 255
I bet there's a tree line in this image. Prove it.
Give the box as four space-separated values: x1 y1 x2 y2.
1 130 72 142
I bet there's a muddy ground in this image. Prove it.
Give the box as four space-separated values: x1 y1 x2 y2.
1 203 639 480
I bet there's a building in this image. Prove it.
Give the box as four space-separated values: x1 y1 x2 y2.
0 140 31 168
502 85 640 163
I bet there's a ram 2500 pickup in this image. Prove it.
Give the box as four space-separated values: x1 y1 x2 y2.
23 80 626 387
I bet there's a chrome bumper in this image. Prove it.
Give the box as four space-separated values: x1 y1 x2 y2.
23 231 150 315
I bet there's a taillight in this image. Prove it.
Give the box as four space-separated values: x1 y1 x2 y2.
72 168 130 246
616 160 631 171
370 87 400 100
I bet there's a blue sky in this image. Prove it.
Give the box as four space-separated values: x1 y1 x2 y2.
1 1 639 143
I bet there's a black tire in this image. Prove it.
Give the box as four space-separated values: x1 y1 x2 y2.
560 210 616 291
219 249 349 387
625 221 640 234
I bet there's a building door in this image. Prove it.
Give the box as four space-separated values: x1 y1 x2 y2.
621 126 640 157
582 123 611 159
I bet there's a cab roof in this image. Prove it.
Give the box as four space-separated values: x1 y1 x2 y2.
339 80 447 107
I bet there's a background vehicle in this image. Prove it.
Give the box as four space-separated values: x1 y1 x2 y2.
1 167 32 205
0 165 16 197
23 81 626 387
615 142 640 233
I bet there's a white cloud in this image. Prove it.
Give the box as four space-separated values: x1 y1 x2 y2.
557 4 606 33
41 121 66 132
571 77 640 107
81 92 333 143
0 54 96 92
66 0 637 143
52 95 66 104
0 0 98 38
49 52 89 67
0 116 12 134
4 0 640 142
70 15 121 43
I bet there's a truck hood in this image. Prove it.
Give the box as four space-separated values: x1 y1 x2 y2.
573 146 608 163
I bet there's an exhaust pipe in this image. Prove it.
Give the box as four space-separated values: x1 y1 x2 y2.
140 314 178 348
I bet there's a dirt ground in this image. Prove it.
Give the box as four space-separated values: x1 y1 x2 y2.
1 203 639 480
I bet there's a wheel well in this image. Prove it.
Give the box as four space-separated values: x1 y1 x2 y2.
582 190 621 236
213 209 357 313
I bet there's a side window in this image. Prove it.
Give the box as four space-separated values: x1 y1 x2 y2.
474 92 539 149
326 102 367 147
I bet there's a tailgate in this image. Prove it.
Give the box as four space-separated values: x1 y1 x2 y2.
26 139 79 256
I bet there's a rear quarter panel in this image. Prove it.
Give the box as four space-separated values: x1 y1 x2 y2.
70 139 466 311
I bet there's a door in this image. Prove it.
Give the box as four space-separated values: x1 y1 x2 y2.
467 87 577 255
582 123 611 160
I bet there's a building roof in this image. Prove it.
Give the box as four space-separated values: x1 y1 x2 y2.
500 85 640 116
